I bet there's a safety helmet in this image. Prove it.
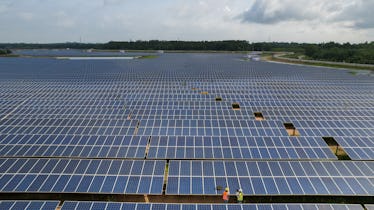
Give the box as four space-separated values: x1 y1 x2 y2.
239 189 242 192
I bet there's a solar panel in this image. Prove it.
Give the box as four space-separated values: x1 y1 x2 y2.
147 136 337 160
0 159 165 194
166 160 374 195
0 135 147 158
0 200 59 210
60 202 363 210
334 137 374 160
365 204 374 210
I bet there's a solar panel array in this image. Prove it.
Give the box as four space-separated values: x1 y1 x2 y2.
61 202 363 210
334 137 374 160
167 160 373 195
0 52 373 205
147 136 336 160
0 200 59 210
0 135 147 158
0 158 165 194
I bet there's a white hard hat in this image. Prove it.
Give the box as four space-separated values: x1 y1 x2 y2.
239 189 242 192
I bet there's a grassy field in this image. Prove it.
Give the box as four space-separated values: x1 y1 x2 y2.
264 54 374 71
138 55 158 59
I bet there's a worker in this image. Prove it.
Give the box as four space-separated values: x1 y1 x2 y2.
222 187 229 203
236 188 244 203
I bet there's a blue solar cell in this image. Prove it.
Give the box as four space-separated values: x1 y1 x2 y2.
213 162 225 176
88 176 105 192
30 201 50 210
101 176 116 193
151 204 167 210
39 175 59 192
91 202 106 210
299 178 316 194
0 201 13 209
191 177 203 194
138 176 151 194
136 204 151 210
63 175 81 192
165 204 180 210
131 161 143 175
179 177 190 194
73 202 92 209
181 204 195 210
126 176 140 193
191 162 202 176
263 178 278 194
106 203 122 210
150 177 163 194
15 175 36 191
97 160 111 174
203 178 216 194
357 178 374 194
112 176 127 193
11 202 29 210
53 175 72 192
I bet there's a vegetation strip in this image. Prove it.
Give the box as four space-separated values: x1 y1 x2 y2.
266 54 374 71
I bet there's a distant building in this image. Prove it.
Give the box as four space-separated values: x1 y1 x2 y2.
246 52 261 61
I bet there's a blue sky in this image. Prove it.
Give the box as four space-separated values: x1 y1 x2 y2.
0 0 373 43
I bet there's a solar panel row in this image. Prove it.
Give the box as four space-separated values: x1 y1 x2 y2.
136 120 289 137
334 137 374 160
147 136 336 160
0 200 366 210
60 201 363 210
12 100 363 111
0 159 165 194
0 135 336 159
167 160 374 195
0 200 59 210
0 135 147 158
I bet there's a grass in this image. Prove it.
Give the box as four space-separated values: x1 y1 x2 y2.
267 55 374 71
0 54 19 57
280 53 306 59
138 55 158 59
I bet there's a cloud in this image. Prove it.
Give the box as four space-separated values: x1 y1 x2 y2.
103 0 125 6
239 0 318 24
17 12 35 21
333 0 374 29
0 0 372 43
239 0 374 29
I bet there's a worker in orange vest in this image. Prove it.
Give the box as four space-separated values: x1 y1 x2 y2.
222 187 229 203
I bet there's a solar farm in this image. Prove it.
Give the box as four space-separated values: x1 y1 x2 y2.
0 51 373 209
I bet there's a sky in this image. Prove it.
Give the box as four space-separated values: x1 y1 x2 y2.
0 0 373 43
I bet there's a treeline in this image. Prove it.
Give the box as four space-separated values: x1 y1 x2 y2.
1 40 373 64
0 40 250 51
303 42 374 64
0 49 12 55
104 40 249 51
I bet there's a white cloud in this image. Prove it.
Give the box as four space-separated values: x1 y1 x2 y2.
239 0 374 29
333 0 374 29
18 12 35 21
